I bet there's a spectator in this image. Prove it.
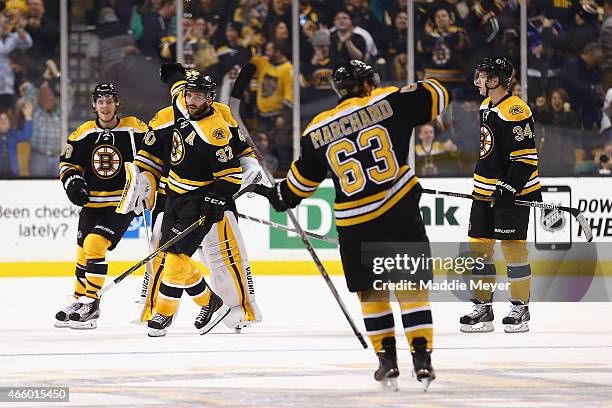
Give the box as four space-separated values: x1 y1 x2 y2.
21 60 74 177
0 102 33 178
130 0 162 42
214 21 252 78
541 3 599 60
272 20 290 49
264 0 290 40
437 96 481 174
602 88 612 132
557 42 604 130
379 10 407 81
203 13 223 47
253 132 279 175
25 0 59 60
601 0 612 93
418 7 468 92
136 0 176 60
415 123 460 176
539 87 579 128
251 40 293 132
301 29 338 121
0 11 32 111
346 0 382 38
241 5 267 51
509 80 522 97
329 9 368 62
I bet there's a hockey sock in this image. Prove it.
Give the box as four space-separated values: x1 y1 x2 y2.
155 253 189 316
359 292 395 353
399 301 433 352
470 238 496 302
185 257 212 307
501 240 531 303
83 234 111 299
73 246 87 298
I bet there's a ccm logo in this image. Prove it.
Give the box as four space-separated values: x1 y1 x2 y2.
205 196 226 206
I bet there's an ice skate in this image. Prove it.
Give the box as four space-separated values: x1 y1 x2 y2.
195 292 230 335
54 299 81 328
68 298 100 329
374 337 399 392
502 301 530 333
147 313 173 337
460 300 494 333
412 337 435 391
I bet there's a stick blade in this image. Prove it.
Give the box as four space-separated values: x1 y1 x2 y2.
231 63 256 99
575 213 593 242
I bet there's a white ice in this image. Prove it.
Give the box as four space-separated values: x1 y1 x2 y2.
1 276 612 407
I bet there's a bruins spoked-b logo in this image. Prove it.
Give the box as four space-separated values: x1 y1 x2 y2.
540 207 566 232
171 129 185 164
91 145 122 179
479 124 494 158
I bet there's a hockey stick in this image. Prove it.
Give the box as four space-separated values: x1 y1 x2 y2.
421 188 594 243
237 212 339 244
98 182 259 296
230 63 368 349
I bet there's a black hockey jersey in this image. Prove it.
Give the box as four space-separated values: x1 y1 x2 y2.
474 93 542 201
135 80 253 198
285 80 451 229
60 117 148 208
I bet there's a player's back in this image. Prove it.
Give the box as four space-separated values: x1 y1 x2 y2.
291 81 450 232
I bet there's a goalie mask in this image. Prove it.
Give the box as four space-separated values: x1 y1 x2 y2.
331 59 380 100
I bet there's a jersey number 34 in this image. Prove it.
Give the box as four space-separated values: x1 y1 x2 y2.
326 125 399 196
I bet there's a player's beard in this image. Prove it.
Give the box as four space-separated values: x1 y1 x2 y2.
188 102 211 120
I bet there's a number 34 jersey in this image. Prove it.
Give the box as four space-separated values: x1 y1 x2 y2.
287 80 451 231
474 94 542 202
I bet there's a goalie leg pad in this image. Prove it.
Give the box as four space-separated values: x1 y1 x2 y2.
200 211 262 328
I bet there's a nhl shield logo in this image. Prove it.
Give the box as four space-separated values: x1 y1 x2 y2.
540 207 566 232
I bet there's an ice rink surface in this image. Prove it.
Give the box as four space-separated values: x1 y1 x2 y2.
1 275 612 407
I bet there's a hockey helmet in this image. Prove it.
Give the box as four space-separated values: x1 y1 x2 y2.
331 59 380 99
474 57 514 88
91 82 119 107
184 69 216 99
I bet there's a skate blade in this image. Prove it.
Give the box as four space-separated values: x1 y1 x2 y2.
416 371 435 392
199 305 231 335
234 327 242 334
148 328 167 337
378 377 399 392
504 321 529 333
460 322 494 333
54 320 70 328
69 320 98 330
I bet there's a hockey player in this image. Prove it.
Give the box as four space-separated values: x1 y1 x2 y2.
459 57 541 334
259 60 451 390
139 65 255 337
55 83 148 329
118 64 263 335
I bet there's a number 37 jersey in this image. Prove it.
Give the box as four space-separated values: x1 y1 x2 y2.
287 80 450 230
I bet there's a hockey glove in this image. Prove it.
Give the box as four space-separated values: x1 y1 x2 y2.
201 192 227 224
256 183 290 212
492 181 517 208
65 175 89 206
160 62 186 84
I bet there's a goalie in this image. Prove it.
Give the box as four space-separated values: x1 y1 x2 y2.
117 63 263 336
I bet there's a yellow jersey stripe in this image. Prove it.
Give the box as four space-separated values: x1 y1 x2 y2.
169 170 211 186
334 166 410 210
510 148 537 157
59 162 84 172
222 176 242 185
168 184 189 194
138 150 164 166
214 167 242 178
515 159 538 166
335 177 418 227
135 161 161 179
474 187 494 196
171 80 186 97
290 162 320 187
473 174 499 184
84 202 119 208
287 179 316 198
517 183 541 196
421 82 439 120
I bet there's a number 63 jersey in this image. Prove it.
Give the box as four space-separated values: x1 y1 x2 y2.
474 94 542 202
286 80 451 234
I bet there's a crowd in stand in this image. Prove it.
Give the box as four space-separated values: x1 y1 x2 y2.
1 0 611 179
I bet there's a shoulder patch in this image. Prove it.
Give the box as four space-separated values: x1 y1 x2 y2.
498 96 532 122
68 120 97 141
400 83 418 93
121 116 149 132
149 106 174 130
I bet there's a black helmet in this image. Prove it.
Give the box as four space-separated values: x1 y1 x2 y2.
91 82 119 106
474 57 514 88
184 69 216 95
331 59 379 99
